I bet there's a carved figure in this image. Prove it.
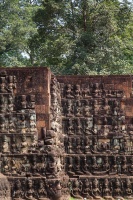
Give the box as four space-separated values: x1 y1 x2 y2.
101 124 110 137
93 99 99 115
2 136 10 153
0 94 6 112
46 156 58 177
0 115 8 133
128 157 133 175
0 76 7 93
92 178 102 199
93 124 98 135
102 178 113 200
99 141 110 153
74 84 81 99
8 75 16 93
37 180 47 200
112 138 120 153
29 113 37 133
113 100 120 116
65 84 74 98
49 180 62 200
67 119 74 135
104 99 111 115
103 156 110 172
39 156 46 176
75 118 82 135
66 100 73 117
82 85 91 98
91 138 99 153
125 178 133 199
81 156 91 175
113 178 123 199
85 117 93 135
75 138 82 153
19 114 26 134
71 179 82 199
28 95 35 109
67 137 74 153
29 134 38 153
81 179 93 199
21 135 28 153
93 83 101 97
25 179 36 200
121 156 128 174
67 157 75 176
8 115 16 133
11 135 18 153
121 137 128 153
31 155 40 176
109 157 117 175
75 100 82 116
84 136 91 154
92 156 99 173
83 100 92 116
11 159 17 175
8 94 14 112
2 156 10 175
73 156 83 175
20 95 27 109
13 180 23 200
20 156 31 176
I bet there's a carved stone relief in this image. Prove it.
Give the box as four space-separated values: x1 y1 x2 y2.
0 69 133 199
61 81 133 199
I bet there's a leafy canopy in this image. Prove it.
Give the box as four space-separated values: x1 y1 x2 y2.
0 0 133 75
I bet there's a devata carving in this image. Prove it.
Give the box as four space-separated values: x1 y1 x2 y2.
61 78 133 199
0 68 133 199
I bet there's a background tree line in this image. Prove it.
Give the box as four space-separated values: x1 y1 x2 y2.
0 0 133 75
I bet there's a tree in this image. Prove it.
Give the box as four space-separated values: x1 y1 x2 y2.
63 0 133 74
32 0 133 74
0 0 41 66
0 0 133 75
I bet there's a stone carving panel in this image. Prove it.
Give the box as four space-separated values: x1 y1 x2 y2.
59 79 133 199
0 68 133 199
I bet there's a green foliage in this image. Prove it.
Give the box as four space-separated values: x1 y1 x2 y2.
0 0 133 74
0 0 41 66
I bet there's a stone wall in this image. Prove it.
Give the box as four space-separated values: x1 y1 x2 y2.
57 74 133 200
0 67 132 199
0 67 69 200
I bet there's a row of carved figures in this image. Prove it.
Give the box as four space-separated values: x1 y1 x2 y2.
0 131 63 155
0 94 35 112
0 112 37 134
10 177 133 200
0 73 16 94
11 178 68 200
63 118 127 136
1 154 63 177
66 155 133 176
70 178 133 199
61 83 124 99
62 99 124 116
16 94 36 110
65 136 132 154
0 134 40 154
0 94 14 113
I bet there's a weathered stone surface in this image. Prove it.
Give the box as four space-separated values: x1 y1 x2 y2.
0 67 133 199
57 74 133 200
